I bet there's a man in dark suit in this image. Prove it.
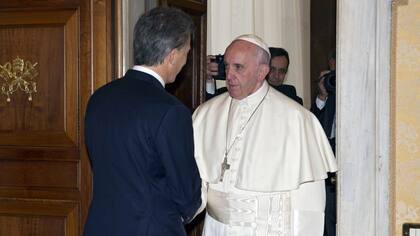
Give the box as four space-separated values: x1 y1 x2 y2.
83 7 202 236
266 47 303 105
311 49 336 236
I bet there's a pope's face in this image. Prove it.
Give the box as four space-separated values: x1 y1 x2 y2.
224 40 266 100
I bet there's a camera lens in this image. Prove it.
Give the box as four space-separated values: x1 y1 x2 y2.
212 54 226 80
323 71 336 93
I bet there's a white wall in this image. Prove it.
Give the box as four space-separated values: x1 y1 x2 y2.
337 0 391 235
118 0 157 75
207 0 311 107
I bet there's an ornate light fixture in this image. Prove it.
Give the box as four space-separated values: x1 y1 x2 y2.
0 57 38 102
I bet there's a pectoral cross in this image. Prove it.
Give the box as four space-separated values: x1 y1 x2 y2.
219 154 230 182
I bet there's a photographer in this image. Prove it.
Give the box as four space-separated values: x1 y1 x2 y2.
205 55 227 100
311 50 336 149
310 49 336 236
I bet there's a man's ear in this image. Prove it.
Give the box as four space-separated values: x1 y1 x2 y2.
258 64 270 81
165 49 177 65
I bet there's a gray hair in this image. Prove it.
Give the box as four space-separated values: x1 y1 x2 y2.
133 7 194 66
257 49 270 65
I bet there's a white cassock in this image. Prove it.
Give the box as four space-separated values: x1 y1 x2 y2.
192 81 338 236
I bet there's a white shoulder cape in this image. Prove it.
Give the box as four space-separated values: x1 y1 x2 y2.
193 88 337 192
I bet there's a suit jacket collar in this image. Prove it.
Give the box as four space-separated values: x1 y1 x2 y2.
124 69 165 91
132 65 165 87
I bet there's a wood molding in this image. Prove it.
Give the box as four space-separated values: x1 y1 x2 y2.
0 198 79 236
0 0 114 235
0 10 76 25
337 0 392 235
0 9 79 146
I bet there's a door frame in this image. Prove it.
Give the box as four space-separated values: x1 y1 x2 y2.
336 0 393 235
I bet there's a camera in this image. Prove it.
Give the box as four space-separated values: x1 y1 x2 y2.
210 54 226 80
322 70 336 93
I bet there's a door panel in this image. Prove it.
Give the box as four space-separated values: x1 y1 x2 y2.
162 0 207 110
159 1 207 235
157 2 207 235
0 160 78 189
0 0 112 235
0 199 78 236
0 9 78 146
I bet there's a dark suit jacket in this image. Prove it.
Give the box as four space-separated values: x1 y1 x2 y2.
310 93 336 139
311 93 337 235
83 70 202 236
271 84 303 105
205 86 227 100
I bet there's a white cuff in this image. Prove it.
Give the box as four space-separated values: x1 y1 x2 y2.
315 97 327 109
206 79 216 94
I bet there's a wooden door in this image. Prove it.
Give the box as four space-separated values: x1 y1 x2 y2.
0 0 113 235
159 1 207 235
310 0 336 102
162 0 207 111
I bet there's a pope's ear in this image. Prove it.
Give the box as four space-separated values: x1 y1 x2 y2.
258 64 270 81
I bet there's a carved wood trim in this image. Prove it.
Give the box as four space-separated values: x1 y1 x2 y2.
0 9 79 146
0 10 76 25
0 199 79 236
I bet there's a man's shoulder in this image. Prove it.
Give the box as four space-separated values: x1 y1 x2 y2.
90 71 183 110
271 84 304 105
272 84 296 94
268 88 310 115
281 84 297 91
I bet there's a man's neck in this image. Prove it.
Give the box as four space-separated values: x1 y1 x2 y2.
132 65 166 87
143 65 169 83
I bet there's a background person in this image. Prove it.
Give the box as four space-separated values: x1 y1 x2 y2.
311 49 337 236
266 47 303 105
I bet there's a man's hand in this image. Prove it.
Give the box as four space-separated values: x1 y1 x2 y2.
317 70 330 101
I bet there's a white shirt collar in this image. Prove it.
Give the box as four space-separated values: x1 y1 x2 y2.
132 65 165 87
